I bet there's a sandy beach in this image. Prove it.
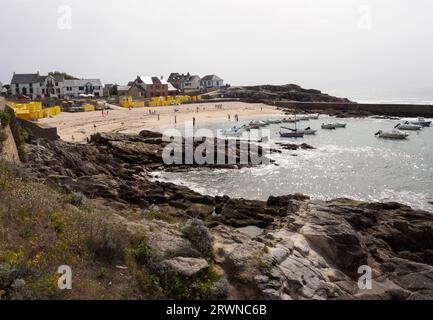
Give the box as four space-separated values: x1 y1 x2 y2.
38 101 283 142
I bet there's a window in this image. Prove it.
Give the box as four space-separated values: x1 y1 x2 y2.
55 82 58 86
30 88 33 94
79 87 84 91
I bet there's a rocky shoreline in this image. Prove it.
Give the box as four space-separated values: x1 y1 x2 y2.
22 131 433 300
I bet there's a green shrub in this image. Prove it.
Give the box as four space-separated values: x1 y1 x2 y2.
135 241 151 265
181 219 213 258
0 111 10 128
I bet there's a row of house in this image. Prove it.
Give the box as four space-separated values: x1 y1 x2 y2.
116 73 225 99
10 72 103 99
168 73 225 93
7 71 226 100
117 76 178 98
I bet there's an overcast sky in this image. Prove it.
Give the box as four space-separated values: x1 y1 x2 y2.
1 0 432 100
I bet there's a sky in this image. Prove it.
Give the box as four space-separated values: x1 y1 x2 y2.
0 0 432 100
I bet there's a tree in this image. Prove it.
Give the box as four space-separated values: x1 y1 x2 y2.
48 71 79 80
109 85 118 96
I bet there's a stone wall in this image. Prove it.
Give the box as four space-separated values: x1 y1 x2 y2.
4 100 59 141
274 101 433 117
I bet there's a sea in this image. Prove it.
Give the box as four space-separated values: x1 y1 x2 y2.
153 96 433 212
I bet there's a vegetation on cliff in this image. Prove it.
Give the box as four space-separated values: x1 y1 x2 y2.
0 161 220 300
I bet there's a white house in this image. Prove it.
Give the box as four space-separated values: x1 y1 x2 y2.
200 75 224 91
63 79 103 98
10 72 64 99
182 75 201 92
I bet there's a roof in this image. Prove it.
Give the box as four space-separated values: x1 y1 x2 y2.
11 73 40 84
201 74 222 81
52 75 65 82
185 75 200 82
63 79 103 87
117 85 131 92
138 76 154 85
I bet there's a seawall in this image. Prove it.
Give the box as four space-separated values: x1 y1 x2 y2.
274 101 433 117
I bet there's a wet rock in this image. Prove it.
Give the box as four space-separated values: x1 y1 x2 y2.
276 143 316 151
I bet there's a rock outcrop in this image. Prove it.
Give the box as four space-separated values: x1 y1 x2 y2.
22 132 433 300
202 85 351 103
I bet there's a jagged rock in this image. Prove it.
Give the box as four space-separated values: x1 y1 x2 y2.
276 143 316 151
161 257 209 277
21 130 433 300
202 85 351 103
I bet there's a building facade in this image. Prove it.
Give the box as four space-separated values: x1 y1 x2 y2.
168 73 201 92
10 73 64 99
201 75 224 91
10 72 103 99
63 79 103 98
126 76 170 98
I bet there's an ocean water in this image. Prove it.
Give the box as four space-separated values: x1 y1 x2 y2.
154 115 433 212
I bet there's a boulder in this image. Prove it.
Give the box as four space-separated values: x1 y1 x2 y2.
162 257 209 277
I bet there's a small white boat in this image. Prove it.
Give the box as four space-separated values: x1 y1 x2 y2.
375 130 409 140
410 118 431 127
296 115 310 121
332 123 347 128
219 126 244 137
395 122 422 131
282 117 299 123
248 120 268 129
266 119 283 124
321 123 337 130
308 114 319 120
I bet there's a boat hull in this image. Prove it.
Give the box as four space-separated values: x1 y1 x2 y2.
279 132 304 138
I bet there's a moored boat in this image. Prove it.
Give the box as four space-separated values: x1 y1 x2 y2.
248 120 268 129
266 119 283 124
282 126 317 135
410 118 431 127
375 130 409 140
321 123 337 130
219 126 244 137
332 122 347 128
281 117 299 123
279 131 304 138
395 122 422 131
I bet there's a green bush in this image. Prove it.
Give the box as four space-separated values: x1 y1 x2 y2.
0 111 10 128
181 219 213 258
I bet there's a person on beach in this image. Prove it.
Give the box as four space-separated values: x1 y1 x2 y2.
193 117 196 127
94 124 97 131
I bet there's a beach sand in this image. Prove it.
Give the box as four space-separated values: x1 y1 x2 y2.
38 101 283 142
